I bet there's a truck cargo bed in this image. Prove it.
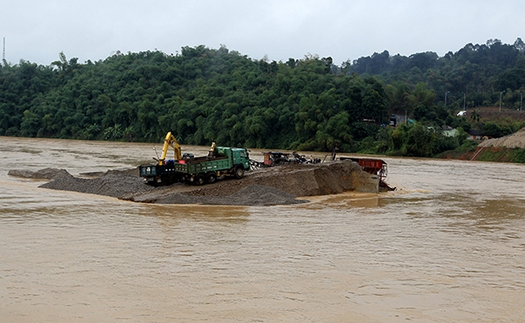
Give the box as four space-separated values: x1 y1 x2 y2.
174 156 230 175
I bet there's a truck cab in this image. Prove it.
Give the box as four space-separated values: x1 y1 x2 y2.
216 146 250 170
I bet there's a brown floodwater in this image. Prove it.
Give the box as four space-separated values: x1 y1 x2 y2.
1 136 525 322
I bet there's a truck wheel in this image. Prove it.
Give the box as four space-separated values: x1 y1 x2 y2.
195 174 206 185
234 166 244 179
206 173 217 184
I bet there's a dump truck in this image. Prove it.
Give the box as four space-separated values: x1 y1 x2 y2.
139 133 251 186
173 144 251 185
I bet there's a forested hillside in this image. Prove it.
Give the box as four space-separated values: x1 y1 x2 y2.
345 38 525 111
1 39 524 157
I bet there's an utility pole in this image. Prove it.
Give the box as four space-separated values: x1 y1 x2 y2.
499 91 505 112
2 37 5 61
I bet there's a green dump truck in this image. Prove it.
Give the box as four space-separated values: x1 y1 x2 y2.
139 143 251 186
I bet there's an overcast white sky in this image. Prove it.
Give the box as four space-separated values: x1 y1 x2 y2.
2 0 524 66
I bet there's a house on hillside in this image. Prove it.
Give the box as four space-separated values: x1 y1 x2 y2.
389 114 416 127
468 130 484 140
442 125 458 137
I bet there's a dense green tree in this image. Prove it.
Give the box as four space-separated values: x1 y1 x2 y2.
1 40 525 158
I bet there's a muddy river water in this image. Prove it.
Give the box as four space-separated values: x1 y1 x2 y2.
1 137 525 322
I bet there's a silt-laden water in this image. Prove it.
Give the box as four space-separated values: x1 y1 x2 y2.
1 137 525 322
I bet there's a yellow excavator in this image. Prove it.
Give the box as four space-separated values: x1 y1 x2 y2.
140 131 251 186
157 131 181 165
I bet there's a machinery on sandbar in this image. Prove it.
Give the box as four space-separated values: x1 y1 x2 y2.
139 132 251 186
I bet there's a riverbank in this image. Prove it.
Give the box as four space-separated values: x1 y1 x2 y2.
437 127 525 163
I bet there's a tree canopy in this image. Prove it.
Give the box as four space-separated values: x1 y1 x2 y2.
1 39 525 157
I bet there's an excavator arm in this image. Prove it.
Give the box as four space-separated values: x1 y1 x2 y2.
158 132 182 165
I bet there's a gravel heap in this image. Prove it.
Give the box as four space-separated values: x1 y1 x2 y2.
39 171 156 198
153 185 306 206
8 167 71 180
9 160 372 206
180 160 366 198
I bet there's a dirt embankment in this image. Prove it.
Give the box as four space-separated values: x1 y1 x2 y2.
8 160 374 206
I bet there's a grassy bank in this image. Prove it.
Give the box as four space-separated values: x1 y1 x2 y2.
473 147 525 163
438 144 525 163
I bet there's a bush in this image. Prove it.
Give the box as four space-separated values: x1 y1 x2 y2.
511 148 525 163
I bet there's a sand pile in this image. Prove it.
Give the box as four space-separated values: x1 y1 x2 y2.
478 127 525 149
8 167 71 180
41 173 155 198
147 185 306 206
179 160 366 198
9 160 375 206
